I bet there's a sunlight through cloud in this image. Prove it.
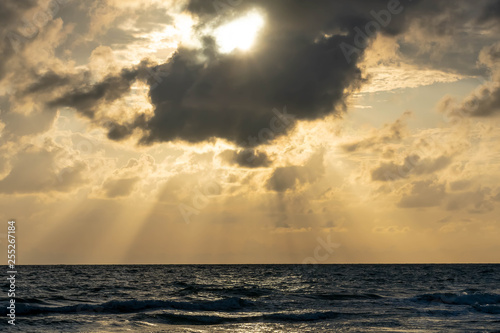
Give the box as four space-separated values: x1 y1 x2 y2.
214 11 265 53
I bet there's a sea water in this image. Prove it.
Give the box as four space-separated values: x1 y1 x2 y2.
2 264 499 332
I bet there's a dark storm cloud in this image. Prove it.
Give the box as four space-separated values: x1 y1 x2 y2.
219 149 271 168
48 0 424 146
140 34 363 146
137 0 420 146
43 0 500 147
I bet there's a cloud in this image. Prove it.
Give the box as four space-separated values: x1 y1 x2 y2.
438 42 500 118
0 143 87 194
457 84 500 117
47 61 153 119
397 179 499 213
0 107 58 140
446 187 495 213
342 112 411 152
156 170 223 203
101 177 139 198
46 0 434 147
219 149 271 168
494 190 500 201
94 155 155 198
449 179 473 191
477 0 500 24
397 180 446 208
26 0 500 149
373 225 409 233
0 0 38 81
266 150 324 192
395 0 499 77
371 154 452 182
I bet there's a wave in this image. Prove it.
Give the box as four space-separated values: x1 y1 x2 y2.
309 293 383 301
137 310 349 325
174 285 273 298
473 305 500 314
1 297 52 305
414 292 500 306
0 297 255 316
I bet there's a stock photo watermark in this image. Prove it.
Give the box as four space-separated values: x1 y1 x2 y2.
293 234 341 276
6 220 17 326
239 106 295 149
301 234 340 266
178 179 222 224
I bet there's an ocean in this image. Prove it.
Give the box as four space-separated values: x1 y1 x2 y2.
2 264 500 332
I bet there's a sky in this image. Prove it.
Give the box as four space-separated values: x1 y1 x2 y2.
0 0 499 264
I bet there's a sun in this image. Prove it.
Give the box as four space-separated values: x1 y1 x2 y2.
214 11 265 53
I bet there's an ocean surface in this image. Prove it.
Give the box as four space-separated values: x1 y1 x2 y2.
2 264 500 332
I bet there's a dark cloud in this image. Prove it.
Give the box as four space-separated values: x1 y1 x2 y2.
139 33 363 146
47 0 427 146
138 0 426 146
34 0 500 147
47 65 143 118
21 70 75 95
220 149 272 168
